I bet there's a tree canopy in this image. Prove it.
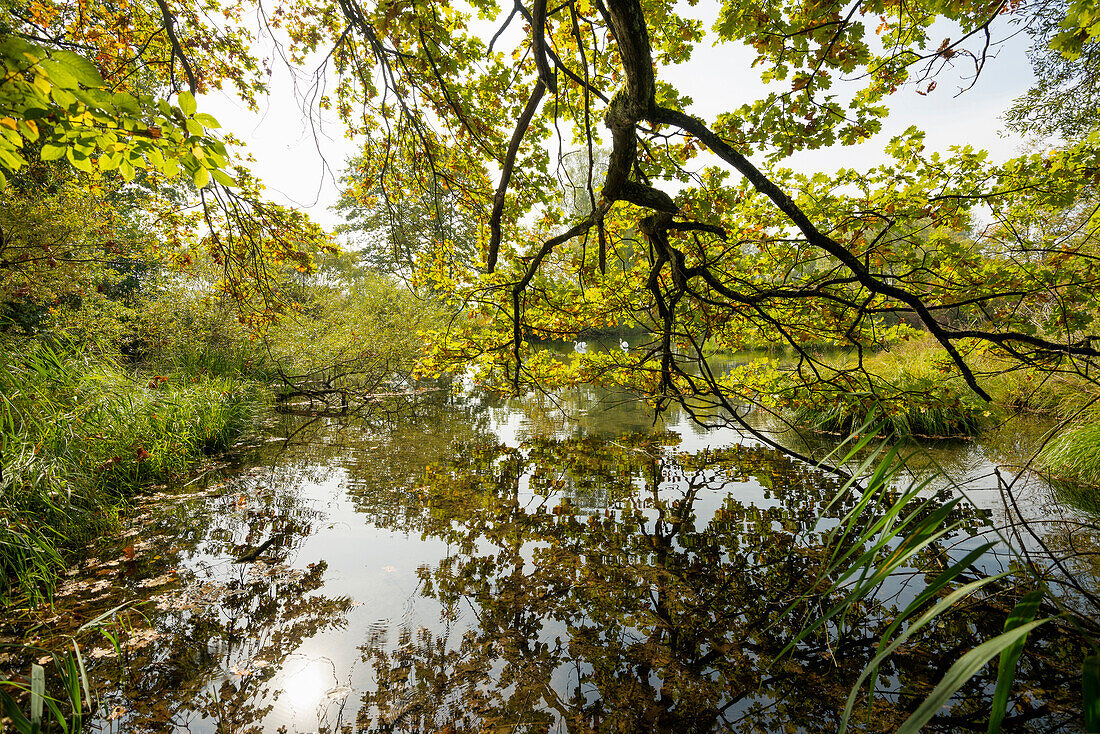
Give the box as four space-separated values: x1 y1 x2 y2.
287 0 1100 443
6 0 1100 438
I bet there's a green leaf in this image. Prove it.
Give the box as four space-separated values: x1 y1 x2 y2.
40 144 66 161
72 87 112 110
0 686 33 733
211 168 237 187
194 112 221 129
52 50 105 87
111 92 141 115
897 620 1049 734
30 663 44 726
51 86 77 108
66 148 93 173
0 146 25 171
987 588 1044 734
178 91 197 116
39 59 78 90
193 166 210 188
71 641 91 712
17 120 39 142
1085 654 1100 733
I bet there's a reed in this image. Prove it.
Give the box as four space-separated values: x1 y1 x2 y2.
763 338 1100 438
779 434 1062 734
0 343 266 607
773 344 993 437
1036 423 1100 505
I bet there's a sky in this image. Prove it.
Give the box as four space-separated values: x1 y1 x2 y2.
196 3 1040 232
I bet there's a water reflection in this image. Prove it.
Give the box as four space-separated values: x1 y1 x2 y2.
349 435 1082 732
6 386 1091 732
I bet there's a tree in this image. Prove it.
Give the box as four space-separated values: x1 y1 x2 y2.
229 0 1097 448
0 36 233 189
15 0 1100 431
335 154 479 289
1005 1 1100 138
0 1 340 319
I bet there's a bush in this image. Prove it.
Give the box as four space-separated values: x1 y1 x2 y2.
130 288 272 381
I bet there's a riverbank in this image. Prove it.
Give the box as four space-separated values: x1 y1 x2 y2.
0 344 269 608
740 337 1100 504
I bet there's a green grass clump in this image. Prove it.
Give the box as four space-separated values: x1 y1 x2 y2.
752 336 1100 439
994 369 1100 419
0 344 267 607
1036 423 1100 503
760 342 995 437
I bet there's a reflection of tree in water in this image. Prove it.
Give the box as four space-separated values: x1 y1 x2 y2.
268 388 497 536
351 435 1085 733
62 389 499 731
508 383 660 441
79 461 355 732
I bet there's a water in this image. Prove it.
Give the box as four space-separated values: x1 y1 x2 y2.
9 384 1095 732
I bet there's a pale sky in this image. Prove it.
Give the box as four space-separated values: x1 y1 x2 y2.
197 4 1039 232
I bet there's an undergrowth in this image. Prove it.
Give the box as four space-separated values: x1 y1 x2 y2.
747 341 995 437
0 343 266 608
1036 423 1100 508
748 337 1100 439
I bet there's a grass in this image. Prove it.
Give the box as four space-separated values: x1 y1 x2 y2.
1036 423 1100 509
753 336 1100 440
757 340 996 437
0 343 267 608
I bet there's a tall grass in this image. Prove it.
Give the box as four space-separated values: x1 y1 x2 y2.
1 603 130 732
779 434 1068 734
767 342 995 437
762 337 1100 438
1036 423 1100 509
0 343 266 607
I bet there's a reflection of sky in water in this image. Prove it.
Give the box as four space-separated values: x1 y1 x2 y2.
71 384 1092 733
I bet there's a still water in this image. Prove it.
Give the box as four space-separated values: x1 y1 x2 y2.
25 384 1097 732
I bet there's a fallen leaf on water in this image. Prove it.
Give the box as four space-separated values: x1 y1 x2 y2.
325 685 352 700
125 628 162 649
136 573 175 588
108 705 127 720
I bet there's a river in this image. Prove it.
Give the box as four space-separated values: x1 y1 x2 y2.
9 380 1096 732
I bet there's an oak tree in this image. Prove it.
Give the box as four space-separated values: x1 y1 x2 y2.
257 0 1100 446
